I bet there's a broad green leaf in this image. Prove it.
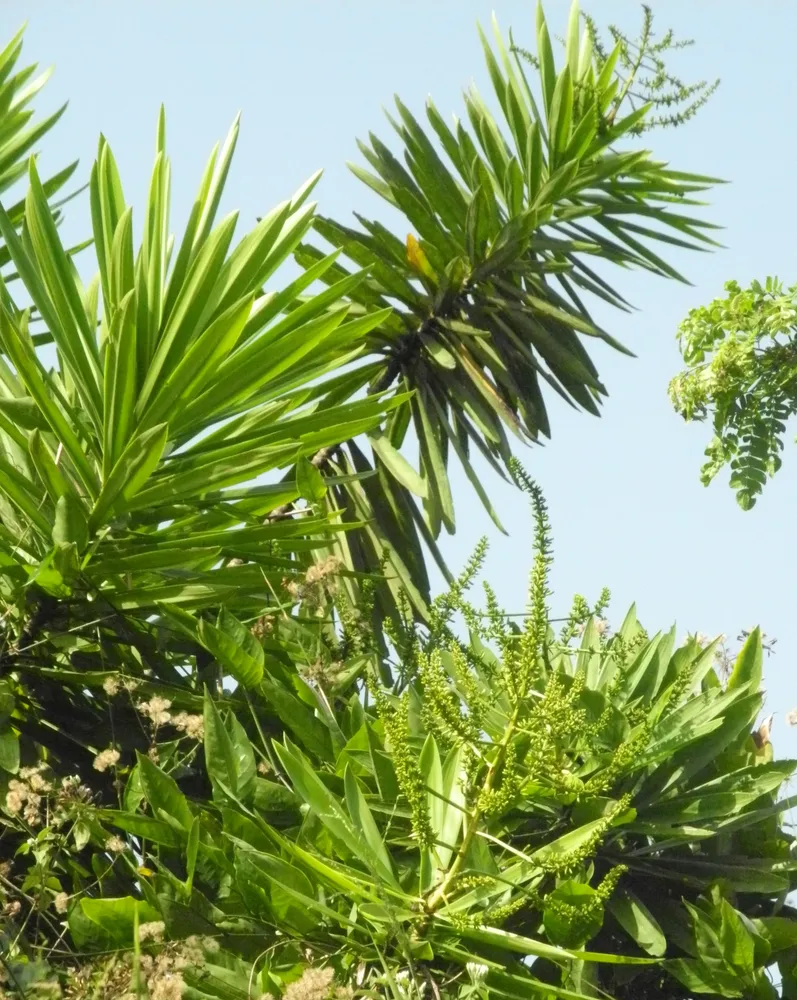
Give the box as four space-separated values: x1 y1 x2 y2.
275 736 387 884
52 491 89 551
666 958 744 998
267 821 371 897
28 428 71 504
0 726 19 773
368 428 427 498
236 847 352 930
226 707 256 804
203 690 239 802
198 611 264 689
718 898 755 975
99 809 183 848
296 454 326 503
754 916 797 955
258 675 331 759
136 750 193 832
184 816 200 895
608 889 667 957
0 395 49 429
234 850 318 932
81 897 161 946
438 743 467 874
252 778 302 820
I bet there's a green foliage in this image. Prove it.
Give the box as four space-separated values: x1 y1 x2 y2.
670 277 797 508
3 475 793 999
0 7 782 1000
0 97 403 904
297 0 721 624
666 884 791 999
0 0 723 710
0 25 79 291
0 110 400 617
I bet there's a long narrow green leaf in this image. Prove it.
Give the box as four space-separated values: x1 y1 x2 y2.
25 159 102 417
368 428 427 499
102 290 137 474
138 294 253 430
344 765 400 889
138 211 239 408
0 306 98 497
89 423 168 529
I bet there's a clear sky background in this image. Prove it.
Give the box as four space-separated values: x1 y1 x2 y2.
7 2 797 753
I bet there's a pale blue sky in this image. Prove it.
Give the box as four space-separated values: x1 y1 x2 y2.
8 2 797 750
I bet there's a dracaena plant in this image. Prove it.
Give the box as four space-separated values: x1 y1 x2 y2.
292 0 722 625
0 104 404 633
4 469 794 1000
0 104 413 816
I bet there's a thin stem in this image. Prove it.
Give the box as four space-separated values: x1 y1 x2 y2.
426 704 520 912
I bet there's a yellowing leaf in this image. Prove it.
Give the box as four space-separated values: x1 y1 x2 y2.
406 234 436 281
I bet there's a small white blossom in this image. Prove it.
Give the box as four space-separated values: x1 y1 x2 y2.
284 967 335 1000
138 920 166 943
93 748 120 772
137 696 172 727
150 973 184 1000
5 788 24 815
103 675 121 696
466 963 489 985
172 712 204 741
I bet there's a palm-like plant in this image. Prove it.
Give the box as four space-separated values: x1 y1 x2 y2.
292 1 721 624
0 109 413 791
0 106 406 609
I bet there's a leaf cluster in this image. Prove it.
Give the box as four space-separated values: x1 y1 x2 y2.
2 479 794 1000
670 277 797 509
